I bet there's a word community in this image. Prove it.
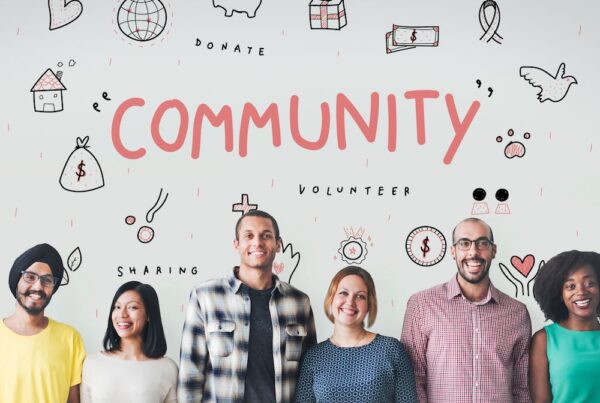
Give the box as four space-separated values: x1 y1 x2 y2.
299 184 410 197
117 265 199 277
112 91 481 165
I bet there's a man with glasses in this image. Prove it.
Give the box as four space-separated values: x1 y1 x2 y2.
1 243 85 403
401 218 531 403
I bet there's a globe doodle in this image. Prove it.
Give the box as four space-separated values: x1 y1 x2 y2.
117 0 167 42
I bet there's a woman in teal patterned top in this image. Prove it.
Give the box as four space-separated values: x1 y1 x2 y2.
530 250 600 403
294 266 417 403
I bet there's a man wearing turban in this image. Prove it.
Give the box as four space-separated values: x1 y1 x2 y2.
0 243 86 403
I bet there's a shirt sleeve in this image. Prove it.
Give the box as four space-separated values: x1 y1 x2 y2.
393 341 418 403
164 359 179 403
70 329 86 387
178 287 208 402
512 306 532 403
302 305 317 357
400 295 428 403
80 357 91 403
293 350 316 403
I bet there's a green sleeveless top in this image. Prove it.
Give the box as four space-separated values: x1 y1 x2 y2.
546 322 600 403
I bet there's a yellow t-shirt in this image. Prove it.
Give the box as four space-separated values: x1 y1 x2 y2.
0 318 86 403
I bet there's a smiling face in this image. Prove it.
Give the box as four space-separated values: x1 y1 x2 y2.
451 220 496 285
562 265 600 322
234 216 280 272
111 290 147 342
331 275 369 328
16 262 54 316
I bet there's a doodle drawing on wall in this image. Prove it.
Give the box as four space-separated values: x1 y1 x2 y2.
48 0 83 30
478 0 502 44
59 137 105 193
405 226 446 267
386 25 439 53
117 0 167 42
273 240 301 284
498 254 544 297
232 194 258 216
520 63 577 103
471 188 510 215
31 69 66 113
214 0 263 18
309 0 347 30
497 128 530 159
125 188 170 243
61 246 84 286
337 227 370 265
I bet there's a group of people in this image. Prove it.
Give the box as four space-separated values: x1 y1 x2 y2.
1 212 599 403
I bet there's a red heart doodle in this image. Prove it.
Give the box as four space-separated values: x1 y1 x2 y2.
273 262 284 274
510 255 535 277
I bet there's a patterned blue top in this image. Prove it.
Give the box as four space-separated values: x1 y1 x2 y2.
294 334 417 403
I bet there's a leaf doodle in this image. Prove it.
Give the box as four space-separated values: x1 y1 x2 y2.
68 247 82 271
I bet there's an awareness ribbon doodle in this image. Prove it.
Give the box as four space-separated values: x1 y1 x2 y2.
479 0 503 44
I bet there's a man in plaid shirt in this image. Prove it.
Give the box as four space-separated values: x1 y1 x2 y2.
401 218 532 403
178 210 317 402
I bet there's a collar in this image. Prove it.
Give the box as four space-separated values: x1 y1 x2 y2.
446 274 501 304
227 267 283 294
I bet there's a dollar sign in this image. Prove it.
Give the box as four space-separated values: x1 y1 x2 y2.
420 236 430 258
411 29 417 43
76 160 86 182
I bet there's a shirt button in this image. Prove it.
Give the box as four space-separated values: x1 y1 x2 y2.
245 322 249 327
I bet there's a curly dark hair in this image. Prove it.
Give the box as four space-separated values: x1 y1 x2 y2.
533 250 600 323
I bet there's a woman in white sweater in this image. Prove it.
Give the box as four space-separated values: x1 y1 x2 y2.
81 281 178 403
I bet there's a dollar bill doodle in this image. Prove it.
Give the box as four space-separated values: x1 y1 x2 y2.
386 25 439 53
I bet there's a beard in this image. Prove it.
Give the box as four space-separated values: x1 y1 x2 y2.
17 290 52 315
457 257 491 284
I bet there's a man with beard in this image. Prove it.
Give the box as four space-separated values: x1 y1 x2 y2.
401 218 531 403
178 210 317 402
0 243 85 403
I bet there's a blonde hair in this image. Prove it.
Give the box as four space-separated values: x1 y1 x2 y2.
323 266 378 327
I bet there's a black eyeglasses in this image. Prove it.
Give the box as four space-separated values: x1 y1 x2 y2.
20 270 59 287
453 238 493 251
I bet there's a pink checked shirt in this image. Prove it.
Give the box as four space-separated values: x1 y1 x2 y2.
401 275 531 403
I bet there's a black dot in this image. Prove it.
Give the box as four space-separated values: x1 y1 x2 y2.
496 188 509 202
473 188 486 201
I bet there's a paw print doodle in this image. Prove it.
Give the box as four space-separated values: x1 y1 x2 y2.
497 129 530 159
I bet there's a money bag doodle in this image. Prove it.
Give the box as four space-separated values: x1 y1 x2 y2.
59 136 105 192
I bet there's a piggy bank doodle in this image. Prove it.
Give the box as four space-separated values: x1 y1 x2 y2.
213 0 262 18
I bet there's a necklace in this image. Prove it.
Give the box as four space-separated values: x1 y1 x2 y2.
330 330 368 348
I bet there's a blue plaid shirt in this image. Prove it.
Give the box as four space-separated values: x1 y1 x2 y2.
178 268 317 402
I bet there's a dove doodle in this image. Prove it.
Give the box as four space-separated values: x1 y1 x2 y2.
520 63 577 103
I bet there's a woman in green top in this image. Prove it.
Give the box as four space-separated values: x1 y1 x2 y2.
530 250 600 403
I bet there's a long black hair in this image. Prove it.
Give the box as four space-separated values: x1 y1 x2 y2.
103 281 167 358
